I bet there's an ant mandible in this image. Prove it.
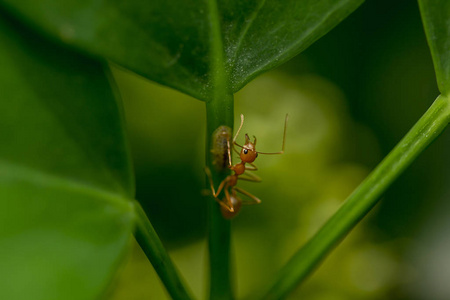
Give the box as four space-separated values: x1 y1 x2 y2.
206 114 288 218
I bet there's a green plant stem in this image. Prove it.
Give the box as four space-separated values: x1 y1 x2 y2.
205 0 235 298
262 95 450 300
133 201 195 300
206 94 234 300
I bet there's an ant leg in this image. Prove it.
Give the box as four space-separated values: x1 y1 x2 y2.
239 171 261 182
245 162 258 171
226 138 233 167
204 167 235 212
234 187 261 204
204 167 227 197
257 114 288 155
230 139 240 156
213 190 234 212
223 188 234 212
204 167 217 194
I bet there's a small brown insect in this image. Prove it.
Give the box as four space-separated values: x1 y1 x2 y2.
206 114 288 218
210 125 232 172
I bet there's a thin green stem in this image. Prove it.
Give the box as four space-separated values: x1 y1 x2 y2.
205 0 235 299
262 95 450 300
206 95 234 300
133 201 195 300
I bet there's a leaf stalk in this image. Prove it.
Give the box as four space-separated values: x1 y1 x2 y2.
262 95 450 299
134 201 196 300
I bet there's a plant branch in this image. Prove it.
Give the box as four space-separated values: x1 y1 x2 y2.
262 95 450 299
133 201 195 300
206 95 234 300
205 0 235 298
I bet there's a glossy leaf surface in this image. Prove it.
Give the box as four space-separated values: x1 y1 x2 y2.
0 13 134 300
0 0 364 101
419 0 450 95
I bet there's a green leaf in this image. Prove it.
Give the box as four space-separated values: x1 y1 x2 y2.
419 0 450 95
0 0 364 101
0 13 134 300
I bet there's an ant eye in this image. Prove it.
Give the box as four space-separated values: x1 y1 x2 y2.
243 149 248 154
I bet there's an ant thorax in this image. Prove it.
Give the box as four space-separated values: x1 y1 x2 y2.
231 163 245 175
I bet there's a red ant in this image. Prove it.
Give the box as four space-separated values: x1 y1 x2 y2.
206 114 288 218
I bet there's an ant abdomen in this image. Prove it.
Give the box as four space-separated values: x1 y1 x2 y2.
221 195 242 219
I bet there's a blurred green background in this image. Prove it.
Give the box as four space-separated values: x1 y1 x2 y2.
109 1 450 299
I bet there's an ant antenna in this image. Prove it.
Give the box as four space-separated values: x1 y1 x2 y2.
256 114 288 155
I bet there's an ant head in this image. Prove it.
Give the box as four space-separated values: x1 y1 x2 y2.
240 134 258 163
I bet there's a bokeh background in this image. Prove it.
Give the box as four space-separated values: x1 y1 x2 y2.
108 1 450 299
